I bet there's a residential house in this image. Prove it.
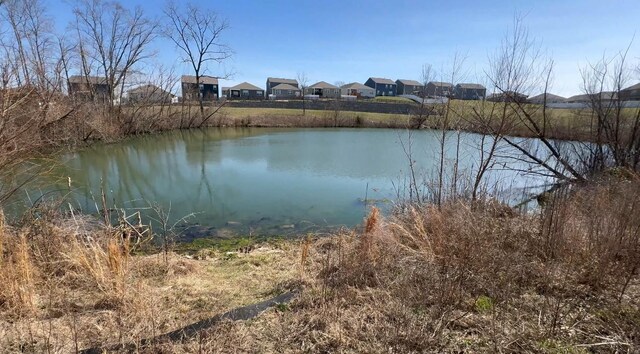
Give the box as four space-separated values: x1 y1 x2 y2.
306 81 341 98
68 75 110 103
486 91 528 103
340 82 375 98
365 77 396 96
127 84 175 104
620 83 640 101
396 79 425 96
527 93 566 104
454 83 486 100
266 77 298 96
425 82 454 97
270 83 301 99
181 75 219 102
227 82 264 100
221 87 230 98
566 94 590 103
566 91 617 103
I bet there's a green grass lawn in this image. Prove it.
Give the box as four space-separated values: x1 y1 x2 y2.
372 96 415 103
219 107 410 124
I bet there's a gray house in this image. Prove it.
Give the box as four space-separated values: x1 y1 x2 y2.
266 77 298 96
270 83 301 99
528 93 566 104
227 82 264 100
127 84 175 104
425 82 453 97
454 83 486 100
340 82 375 98
620 83 640 101
306 81 341 98
68 75 110 103
396 79 425 96
181 75 219 102
365 77 396 96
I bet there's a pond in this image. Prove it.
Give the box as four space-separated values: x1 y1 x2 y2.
22 128 551 239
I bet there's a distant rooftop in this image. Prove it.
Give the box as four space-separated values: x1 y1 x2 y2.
528 93 566 102
127 84 174 96
429 81 453 88
456 83 485 89
396 79 423 86
341 82 370 90
267 77 298 85
368 77 395 85
309 81 339 89
622 82 640 91
271 83 300 91
229 82 262 91
181 75 218 85
68 75 107 85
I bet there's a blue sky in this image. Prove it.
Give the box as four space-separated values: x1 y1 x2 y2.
50 0 639 96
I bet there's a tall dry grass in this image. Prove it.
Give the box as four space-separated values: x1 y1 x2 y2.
275 173 640 352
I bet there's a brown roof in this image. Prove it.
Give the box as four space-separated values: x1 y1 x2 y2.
181 75 218 85
396 79 423 86
68 75 107 85
622 83 640 91
429 81 453 88
127 84 174 96
567 92 617 102
456 83 485 89
528 93 566 103
341 82 371 90
271 83 300 91
229 82 262 91
309 81 339 89
267 77 298 85
368 77 395 85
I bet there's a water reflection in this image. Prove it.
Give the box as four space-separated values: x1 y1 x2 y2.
33 128 553 237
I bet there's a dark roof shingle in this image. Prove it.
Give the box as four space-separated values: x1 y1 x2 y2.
181 75 218 85
267 77 298 85
229 82 262 91
368 77 395 85
396 79 423 86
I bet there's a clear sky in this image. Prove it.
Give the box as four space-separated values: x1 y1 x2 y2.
49 0 639 97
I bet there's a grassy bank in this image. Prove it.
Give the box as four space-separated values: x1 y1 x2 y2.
1 174 638 352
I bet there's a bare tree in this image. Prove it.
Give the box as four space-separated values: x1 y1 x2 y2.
0 0 77 204
163 1 231 123
297 71 309 115
72 0 157 112
479 16 589 193
435 52 466 206
410 64 433 129
579 45 640 172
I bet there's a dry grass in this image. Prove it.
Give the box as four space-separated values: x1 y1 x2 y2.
0 176 638 352
160 175 640 353
0 206 301 352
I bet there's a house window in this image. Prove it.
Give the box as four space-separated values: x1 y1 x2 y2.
242 90 249 96
257 91 263 95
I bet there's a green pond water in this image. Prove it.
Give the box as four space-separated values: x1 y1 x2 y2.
22 128 549 239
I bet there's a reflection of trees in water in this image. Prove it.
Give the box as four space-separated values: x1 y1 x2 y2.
42 128 564 229
60 128 281 224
